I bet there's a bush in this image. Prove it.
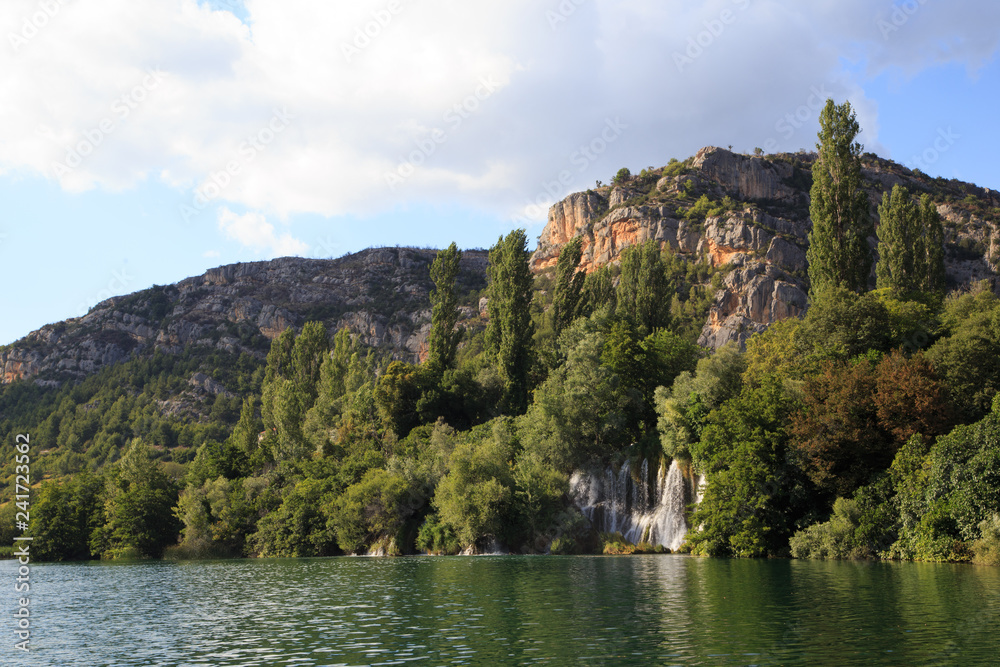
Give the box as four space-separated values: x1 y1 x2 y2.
416 514 459 555
972 514 1000 566
790 498 869 560
600 532 636 555
613 167 631 184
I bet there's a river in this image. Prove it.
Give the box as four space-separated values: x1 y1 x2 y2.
3 555 998 665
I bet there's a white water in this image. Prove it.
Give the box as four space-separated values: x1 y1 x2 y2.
570 459 691 551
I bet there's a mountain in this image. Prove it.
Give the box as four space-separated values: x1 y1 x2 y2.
1 248 488 388
530 146 1000 349
3 147 998 391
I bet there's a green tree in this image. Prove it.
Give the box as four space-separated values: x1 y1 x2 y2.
876 185 923 293
30 473 104 561
688 379 808 558
616 240 670 335
485 229 535 414
581 265 616 315
433 419 518 549
552 237 586 337
806 100 874 296
428 242 463 372
522 318 634 471
91 440 182 559
329 468 412 554
290 321 330 405
920 194 946 293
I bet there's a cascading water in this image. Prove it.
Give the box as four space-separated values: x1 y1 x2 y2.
570 458 694 551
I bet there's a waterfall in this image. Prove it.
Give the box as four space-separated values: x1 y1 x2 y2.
570 458 694 551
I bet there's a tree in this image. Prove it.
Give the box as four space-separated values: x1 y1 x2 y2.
91 439 182 559
613 167 631 184
433 419 518 549
428 242 463 372
792 352 953 499
876 185 923 293
30 473 104 561
688 379 808 558
551 237 586 337
520 319 634 471
485 229 535 414
330 469 412 554
806 99 874 296
920 194 946 293
290 321 330 405
581 265 616 315
616 240 670 335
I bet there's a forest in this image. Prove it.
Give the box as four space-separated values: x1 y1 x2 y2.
4 99 1000 565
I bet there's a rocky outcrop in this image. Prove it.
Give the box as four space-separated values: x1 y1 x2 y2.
530 191 606 272
530 146 1000 350
691 146 800 202
0 248 488 386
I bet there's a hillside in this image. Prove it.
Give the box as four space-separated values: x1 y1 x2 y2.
2 148 998 394
1 248 488 388
4 142 1000 565
530 147 1000 349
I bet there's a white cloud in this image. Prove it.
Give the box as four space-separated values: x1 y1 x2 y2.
0 0 997 226
217 207 307 256
203 249 221 258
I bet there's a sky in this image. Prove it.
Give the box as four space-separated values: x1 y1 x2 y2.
1 0 998 345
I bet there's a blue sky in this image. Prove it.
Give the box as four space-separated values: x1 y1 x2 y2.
1 0 998 345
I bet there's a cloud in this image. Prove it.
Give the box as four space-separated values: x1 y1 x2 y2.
217 207 307 256
0 0 997 226
203 249 221 258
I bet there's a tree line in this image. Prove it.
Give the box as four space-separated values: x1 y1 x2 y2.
11 99 1000 565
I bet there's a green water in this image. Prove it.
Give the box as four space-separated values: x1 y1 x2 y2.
4 555 999 665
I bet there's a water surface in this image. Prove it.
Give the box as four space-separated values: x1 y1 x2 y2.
3 555 998 665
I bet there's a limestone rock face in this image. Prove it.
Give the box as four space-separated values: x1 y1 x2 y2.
0 248 488 386
691 146 799 202
530 191 606 272
529 146 1000 350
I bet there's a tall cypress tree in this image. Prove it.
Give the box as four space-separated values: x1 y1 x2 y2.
616 240 670 335
551 236 585 338
876 185 922 292
806 100 874 297
427 242 463 372
920 194 946 293
485 229 535 414
875 187 947 295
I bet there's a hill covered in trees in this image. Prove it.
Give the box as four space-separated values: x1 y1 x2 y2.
3 100 1000 564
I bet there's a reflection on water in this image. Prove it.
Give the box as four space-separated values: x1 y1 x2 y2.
3 555 998 665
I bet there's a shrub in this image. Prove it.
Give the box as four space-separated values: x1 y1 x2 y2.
972 514 1000 566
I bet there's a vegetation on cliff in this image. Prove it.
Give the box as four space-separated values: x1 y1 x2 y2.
3 100 1000 564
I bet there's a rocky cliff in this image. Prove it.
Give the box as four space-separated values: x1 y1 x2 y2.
530 147 1000 349
1 248 488 386
3 148 998 388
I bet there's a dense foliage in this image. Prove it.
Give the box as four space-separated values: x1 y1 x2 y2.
807 99 874 296
6 102 1000 565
